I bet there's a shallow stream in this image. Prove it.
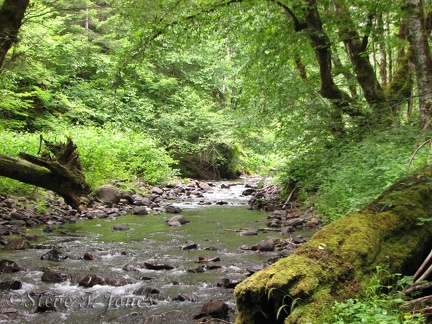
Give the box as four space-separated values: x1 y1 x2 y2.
0 180 315 323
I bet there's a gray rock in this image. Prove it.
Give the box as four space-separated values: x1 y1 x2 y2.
41 269 70 283
112 224 129 231
0 279 22 290
3 239 30 250
0 260 21 273
95 185 121 204
252 238 275 252
131 206 148 216
166 215 189 225
151 187 164 195
78 275 106 287
40 248 68 261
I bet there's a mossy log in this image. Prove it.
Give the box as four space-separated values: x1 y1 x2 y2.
0 137 91 210
234 166 432 324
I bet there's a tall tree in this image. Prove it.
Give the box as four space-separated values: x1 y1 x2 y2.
0 0 29 69
404 0 432 128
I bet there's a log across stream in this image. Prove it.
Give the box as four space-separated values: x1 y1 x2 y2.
0 180 316 323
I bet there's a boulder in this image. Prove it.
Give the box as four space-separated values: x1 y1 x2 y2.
166 215 189 226
164 205 182 214
0 279 22 290
194 300 229 320
251 238 276 252
40 248 68 261
130 206 148 216
41 269 70 283
95 185 121 204
78 275 106 287
143 262 174 270
0 260 20 273
3 239 30 250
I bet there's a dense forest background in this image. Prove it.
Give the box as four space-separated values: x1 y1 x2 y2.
1 0 432 222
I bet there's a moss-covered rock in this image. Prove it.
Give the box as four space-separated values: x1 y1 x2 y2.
234 166 432 323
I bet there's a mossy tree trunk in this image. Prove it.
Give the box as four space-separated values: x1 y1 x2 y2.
0 137 92 210
0 0 29 69
234 165 432 324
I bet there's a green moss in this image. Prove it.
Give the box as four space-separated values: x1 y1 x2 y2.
235 165 432 324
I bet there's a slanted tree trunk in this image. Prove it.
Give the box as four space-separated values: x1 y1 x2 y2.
235 165 432 323
0 137 92 210
0 0 29 69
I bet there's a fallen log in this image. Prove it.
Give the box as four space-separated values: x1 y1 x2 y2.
234 165 432 323
0 137 91 210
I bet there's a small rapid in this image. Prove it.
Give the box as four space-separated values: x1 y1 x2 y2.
0 179 316 323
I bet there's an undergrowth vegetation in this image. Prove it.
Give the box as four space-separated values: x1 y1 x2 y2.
0 126 178 195
325 267 425 323
279 126 432 222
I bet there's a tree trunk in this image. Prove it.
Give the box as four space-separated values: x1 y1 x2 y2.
0 0 29 69
0 137 92 210
235 165 432 323
404 0 432 128
334 1 389 125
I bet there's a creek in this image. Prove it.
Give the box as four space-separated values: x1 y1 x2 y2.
0 180 315 323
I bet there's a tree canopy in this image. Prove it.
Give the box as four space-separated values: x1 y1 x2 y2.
0 0 432 219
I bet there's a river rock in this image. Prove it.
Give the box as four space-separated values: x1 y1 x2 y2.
41 248 68 261
82 252 96 260
172 294 197 302
181 241 198 250
166 215 189 226
151 187 164 195
78 274 106 287
95 185 121 204
41 269 70 283
187 265 206 273
132 194 153 206
283 218 305 227
0 260 21 273
281 226 295 234
130 206 148 216
9 210 26 220
242 188 256 196
198 182 212 191
251 238 276 252
194 300 229 320
105 277 129 286
134 286 161 295
164 205 182 214
0 279 22 290
217 278 240 289
3 238 30 250
112 223 129 231
143 262 174 270
197 256 220 263
2 198 14 208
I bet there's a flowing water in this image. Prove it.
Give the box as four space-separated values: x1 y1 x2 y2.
0 180 315 323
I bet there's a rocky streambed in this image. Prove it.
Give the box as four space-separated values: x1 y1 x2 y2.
0 178 320 323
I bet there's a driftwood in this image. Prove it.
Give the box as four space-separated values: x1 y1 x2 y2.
234 165 432 323
0 136 91 210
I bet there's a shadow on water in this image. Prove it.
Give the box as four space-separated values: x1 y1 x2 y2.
0 181 316 323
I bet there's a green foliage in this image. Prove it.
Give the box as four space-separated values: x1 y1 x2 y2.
279 126 432 221
0 127 177 196
63 126 178 187
326 267 425 324
267 287 302 321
